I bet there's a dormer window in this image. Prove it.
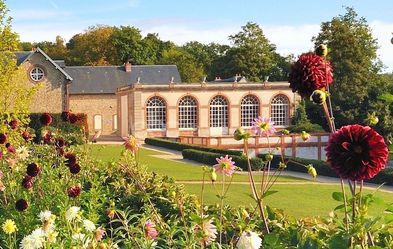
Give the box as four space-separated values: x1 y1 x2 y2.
30 67 45 81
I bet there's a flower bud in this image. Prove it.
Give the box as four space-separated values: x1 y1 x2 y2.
278 162 287 170
281 129 290 135
310 90 326 105
307 164 317 178
233 128 250 141
210 169 217 182
265 153 274 162
301 131 311 142
315 44 328 57
366 112 379 126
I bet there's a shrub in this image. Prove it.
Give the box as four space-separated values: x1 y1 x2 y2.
29 113 88 145
145 137 243 156
258 154 393 185
183 149 265 171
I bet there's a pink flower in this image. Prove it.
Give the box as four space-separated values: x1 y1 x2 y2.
95 227 106 241
195 218 217 245
214 155 236 176
252 116 276 136
145 220 158 240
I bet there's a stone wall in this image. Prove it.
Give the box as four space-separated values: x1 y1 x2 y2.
24 53 66 113
69 94 118 136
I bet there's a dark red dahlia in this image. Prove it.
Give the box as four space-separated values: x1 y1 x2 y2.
61 111 70 122
22 175 34 189
64 152 77 167
21 131 32 142
69 113 79 124
26 163 40 177
42 131 52 144
6 143 15 153
289 53 333 98
326 125 388 181
0 133 6 144
69 163 81 174
9 120 18 129
56 147 65 156
40 113 53 126
67 184 81 198
55 138 65 148
15 199 28 211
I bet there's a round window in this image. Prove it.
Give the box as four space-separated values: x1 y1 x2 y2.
30 67 45 81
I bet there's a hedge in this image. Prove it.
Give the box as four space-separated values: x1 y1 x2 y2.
258 154 393 186
145 137 243 156
29 113 88 145
182 149 265 171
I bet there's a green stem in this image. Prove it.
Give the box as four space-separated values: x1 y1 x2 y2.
340 179 350 231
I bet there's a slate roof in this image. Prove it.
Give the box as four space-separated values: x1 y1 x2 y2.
65 65 182 94
15 51 33 65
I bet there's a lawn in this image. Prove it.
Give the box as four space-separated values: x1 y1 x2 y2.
88 144 393 217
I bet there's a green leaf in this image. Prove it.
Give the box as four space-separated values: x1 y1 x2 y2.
328 234 349 249
385 205 393 213
384 214 393 224
334 204 346 211
332 192 345 202
262 190 278 198
263 233 279 245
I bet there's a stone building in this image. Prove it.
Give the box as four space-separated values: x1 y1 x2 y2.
16 48 298 140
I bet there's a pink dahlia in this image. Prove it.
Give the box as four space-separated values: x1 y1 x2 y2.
195 218 217 245
252 116 276 136
326 125 388 181
21 131 32 142
95 227 106 241
67 184 81 198
40 113 53 126
124 135 140 155
145 220 158 240
22 175 34 189
213 155 236 176
289 53 333 98
9 120 18 129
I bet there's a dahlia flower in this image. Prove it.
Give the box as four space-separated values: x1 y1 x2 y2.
124 135 140 155
83 219 96 232
213 155 236 176
22 175 34 189
9 120 18 129
0 133 6 144
289 52 333 98
252 116 276 136
69 163 81 174
326 124 388 181
2 219 17 234
68 184 81 198
65 206 80 222
16 146 30 160
196 218 217 245
40 113 53 126
15 199 28 212
26 163 40 177
21 131 32 142
69 113 79 124
145 220 158 240
95 227 106 241
6 143 15 153
61 111 70 122
236 231 262 249
64 152 77 167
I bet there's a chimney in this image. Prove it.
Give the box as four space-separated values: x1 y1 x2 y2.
125 61 132 72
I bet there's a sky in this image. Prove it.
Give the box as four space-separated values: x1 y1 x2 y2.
6 0 393 72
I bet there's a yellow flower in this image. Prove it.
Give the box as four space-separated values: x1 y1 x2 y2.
307 164 317 178
2 219 17 234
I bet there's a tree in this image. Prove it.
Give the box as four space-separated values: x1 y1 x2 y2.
228 22 279 81
160 47 205 83
312 7 384 129
0 0 40 113
35 36 68 59
66 25 116 65
111 26 144 64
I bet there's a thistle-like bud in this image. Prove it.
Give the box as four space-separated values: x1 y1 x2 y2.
310 90 327 105
315 44 328 57
233 128 250 141
301 131 311 142
307 164 317 178
265 153 274 162
210 169 217 182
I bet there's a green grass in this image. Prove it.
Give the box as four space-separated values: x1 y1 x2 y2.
184 183 393 217
88 144 393 217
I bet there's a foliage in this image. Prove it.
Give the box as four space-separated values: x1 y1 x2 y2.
288 101 325 132
144 137 243 156
182 149 264 171
312 7 388 131
29 113 88 145
0 0 19 51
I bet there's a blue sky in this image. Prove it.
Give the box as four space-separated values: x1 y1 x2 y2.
6 0 393 71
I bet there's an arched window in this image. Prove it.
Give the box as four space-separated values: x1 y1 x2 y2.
93 115 102 130
210 96 228 128
178 96 197 129
271 95 289 126
146 96 166 130
240 95 259 127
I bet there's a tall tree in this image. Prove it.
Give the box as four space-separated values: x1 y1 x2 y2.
228 22 278 81
66 25 116 65
111 26 143 64
312 7 383 128
0 0 40 113
35 36 68 59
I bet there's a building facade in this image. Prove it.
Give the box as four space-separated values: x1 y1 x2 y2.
17 48 298 140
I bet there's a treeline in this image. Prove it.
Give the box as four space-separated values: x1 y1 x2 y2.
18 22 293 83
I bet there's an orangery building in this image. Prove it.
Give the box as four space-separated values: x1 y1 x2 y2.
16 48 298 140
